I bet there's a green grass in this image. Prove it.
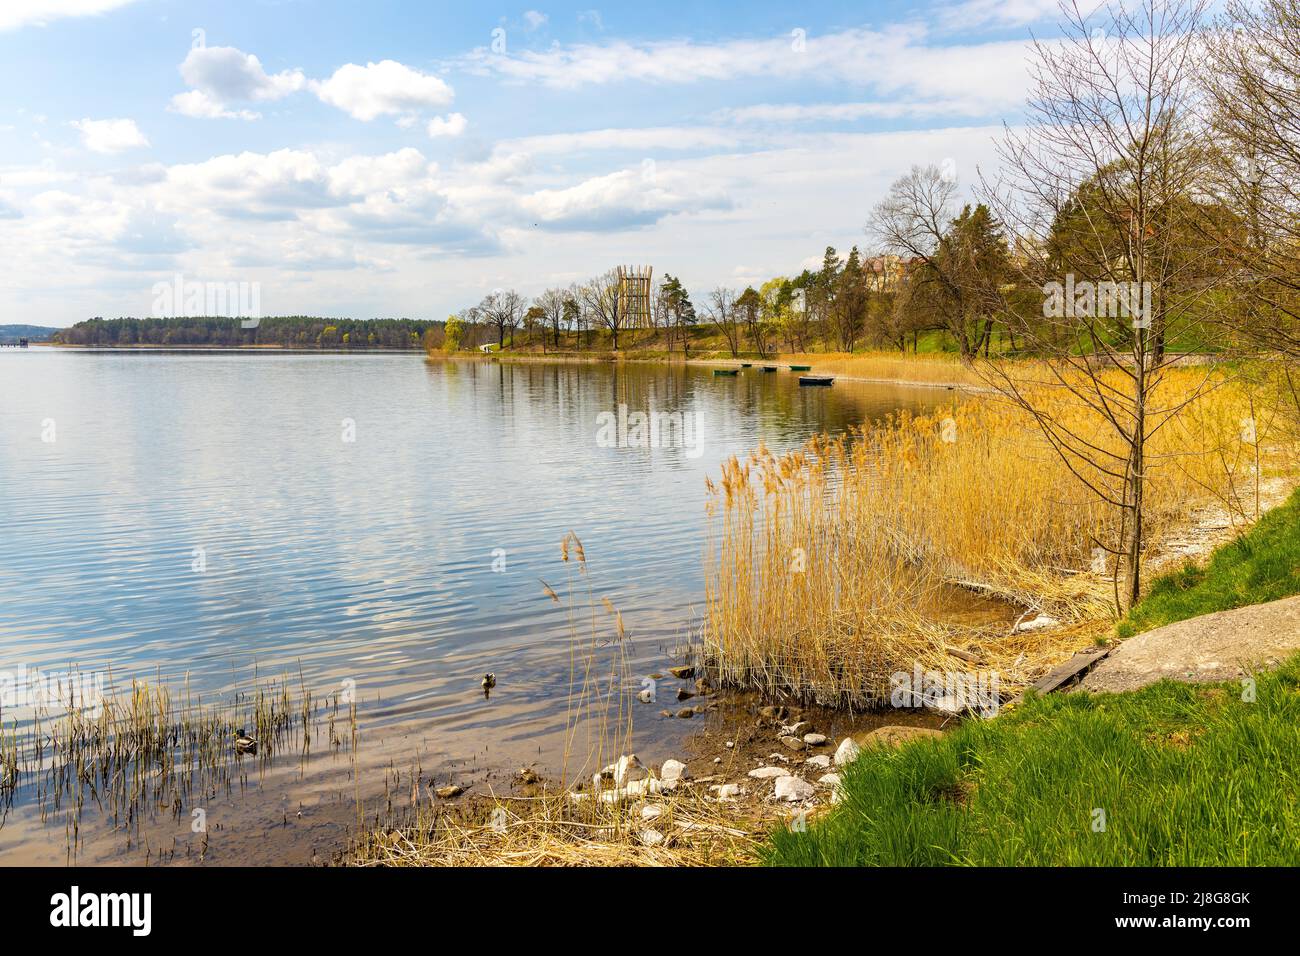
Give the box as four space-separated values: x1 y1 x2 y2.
765 657 1300 866
1117 486 1300 638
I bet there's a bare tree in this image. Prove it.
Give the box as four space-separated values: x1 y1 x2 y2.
479 289 524 349
706 287 742 357
981 0 1221 609
870 168 1009 359
579 269 630 350
536 287 568 351
1203 0 1300 360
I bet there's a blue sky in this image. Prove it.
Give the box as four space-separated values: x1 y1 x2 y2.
0 0 1070 325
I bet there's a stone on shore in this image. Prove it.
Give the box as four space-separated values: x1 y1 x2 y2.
774 776 815 802
660 759 690 787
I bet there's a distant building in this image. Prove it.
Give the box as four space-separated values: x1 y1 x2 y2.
863 255 916 293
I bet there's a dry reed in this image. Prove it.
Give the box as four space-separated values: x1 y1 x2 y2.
704 363 1298 706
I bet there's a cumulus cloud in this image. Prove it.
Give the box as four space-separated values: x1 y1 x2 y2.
168 90 260 121
427 113 468 138
313 60 454 121
523 10 547 30
0 0 140 32
179 45 306 102
520 166 731 232
70 117 148 154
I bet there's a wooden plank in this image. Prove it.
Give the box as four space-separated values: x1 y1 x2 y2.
1030 646 1112 695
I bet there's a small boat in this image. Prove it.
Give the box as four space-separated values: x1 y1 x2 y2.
760 366 778 373
713 368 740 376
798 375 834 387
789 364 812 371
740 363 752 368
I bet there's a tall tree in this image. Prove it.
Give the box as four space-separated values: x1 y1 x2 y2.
981 0 1219 609
707 287 742 357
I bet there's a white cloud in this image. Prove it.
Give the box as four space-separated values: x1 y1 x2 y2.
427 113 468 138
460 26 1032 117
70 118 148 154
168 90 260 121
520 166 731 231
717 101 975 124
0 0 140 32
313 60 454 122
940 0 1061 29
179 45 306 102
523 10 547 30
501 126 735 154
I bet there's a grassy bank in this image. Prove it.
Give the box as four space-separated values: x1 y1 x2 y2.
765 652 1300 865
1118 486 1300 637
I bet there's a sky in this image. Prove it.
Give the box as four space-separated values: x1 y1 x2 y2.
0 0 1074 326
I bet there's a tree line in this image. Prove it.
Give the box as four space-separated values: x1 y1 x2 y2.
53 316 436 349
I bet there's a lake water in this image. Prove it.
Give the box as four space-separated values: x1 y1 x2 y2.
0 349 955 864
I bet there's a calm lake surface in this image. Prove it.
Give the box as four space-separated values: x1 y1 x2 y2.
0 348 954 864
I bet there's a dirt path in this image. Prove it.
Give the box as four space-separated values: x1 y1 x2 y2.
1081 594 1300 692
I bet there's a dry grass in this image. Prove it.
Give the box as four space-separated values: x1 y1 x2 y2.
348 786 766 867
777 351 989 388
704 362 1298 707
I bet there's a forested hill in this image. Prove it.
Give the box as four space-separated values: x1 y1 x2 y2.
52 316 440 349
0 324 59 342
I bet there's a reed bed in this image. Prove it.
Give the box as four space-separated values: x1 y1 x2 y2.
0 672 354 858
704 364 1298 707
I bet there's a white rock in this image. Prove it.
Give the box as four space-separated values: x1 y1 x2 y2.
805 754 831 770
774 775 815 802
1014 614 1060 633
779 721 811 737
766 752 790 764
640 804 663 821
623 777 662 798
724 741 735 749
713 757 722 764
817 772 841 788
803 733 828 746
748 766 792 780
639 829 665 846
659 759 690 787
834 737 861 767
716 783 740 801
614 754 648 787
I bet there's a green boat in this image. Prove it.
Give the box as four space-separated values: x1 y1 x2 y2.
740 363 753 368
799 375 834 387
761 366 778 372
713 368 740 376
789 364 812 371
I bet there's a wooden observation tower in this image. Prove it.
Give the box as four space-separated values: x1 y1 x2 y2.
617 265 654 329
